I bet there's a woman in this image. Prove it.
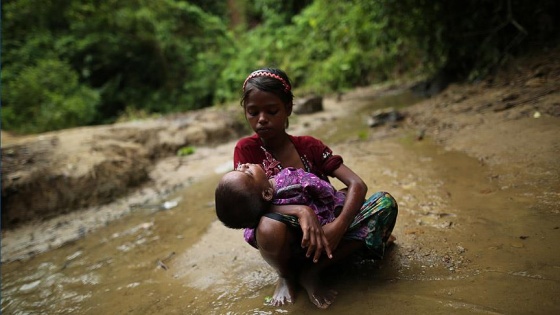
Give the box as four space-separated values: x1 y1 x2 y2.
233 68 398 309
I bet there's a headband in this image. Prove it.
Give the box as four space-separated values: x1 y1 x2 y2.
242 70 291 92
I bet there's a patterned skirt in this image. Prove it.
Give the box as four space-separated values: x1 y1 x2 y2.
263 191 398 259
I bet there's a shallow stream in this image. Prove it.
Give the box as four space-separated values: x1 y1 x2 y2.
2 91 559 314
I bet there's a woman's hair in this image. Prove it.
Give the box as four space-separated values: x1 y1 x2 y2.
215 174 270 229
240 68 294 127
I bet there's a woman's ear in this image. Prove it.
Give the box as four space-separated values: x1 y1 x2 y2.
262 187 274 202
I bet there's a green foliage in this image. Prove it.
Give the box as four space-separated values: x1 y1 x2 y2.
247 0 313 26
220 0 558 97
357 130 369 141
60 0 234 117
2 0 557 134
378 0 559 81
2 59 100 133
177 146 196 157
2 0 234 133
218 0 421 95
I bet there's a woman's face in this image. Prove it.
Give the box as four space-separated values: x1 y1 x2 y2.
243 89 291 143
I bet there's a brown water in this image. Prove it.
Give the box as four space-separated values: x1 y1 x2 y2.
2 91 559 314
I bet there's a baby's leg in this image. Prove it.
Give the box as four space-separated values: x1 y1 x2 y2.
256 216 298 306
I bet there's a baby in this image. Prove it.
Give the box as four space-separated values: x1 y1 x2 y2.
215 163 346 230
216 162 396 258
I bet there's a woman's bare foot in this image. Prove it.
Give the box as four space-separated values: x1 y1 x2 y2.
387 234 396 247
299 271 338 309
269 277 296 306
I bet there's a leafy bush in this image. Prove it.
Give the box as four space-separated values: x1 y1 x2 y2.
177 146 196 157
2 0 234 131
60 0 234 118
217 1 423 96
2 59 99 133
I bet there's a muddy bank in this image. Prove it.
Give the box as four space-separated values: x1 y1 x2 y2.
1 107 246 228
405 48 560 191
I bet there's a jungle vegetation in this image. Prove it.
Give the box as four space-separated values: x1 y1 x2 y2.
2 0 558 133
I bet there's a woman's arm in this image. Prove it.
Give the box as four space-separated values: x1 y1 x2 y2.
269 204 333 262
322 164 368 251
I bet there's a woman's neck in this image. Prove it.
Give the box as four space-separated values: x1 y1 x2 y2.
260 133 291 152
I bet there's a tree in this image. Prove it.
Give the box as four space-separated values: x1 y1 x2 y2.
1 0 233 132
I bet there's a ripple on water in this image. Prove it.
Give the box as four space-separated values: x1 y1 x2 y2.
18 280 41 292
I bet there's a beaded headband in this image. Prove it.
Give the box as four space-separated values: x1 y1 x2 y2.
242 70 291 92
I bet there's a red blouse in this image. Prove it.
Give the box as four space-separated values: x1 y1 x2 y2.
233 134 343 182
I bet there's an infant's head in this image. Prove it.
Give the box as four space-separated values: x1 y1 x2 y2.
215 163 273 229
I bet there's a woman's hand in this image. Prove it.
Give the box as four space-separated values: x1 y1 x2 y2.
296 205 333 262
325 164 368 251
268 204 333 262
321 220 347 252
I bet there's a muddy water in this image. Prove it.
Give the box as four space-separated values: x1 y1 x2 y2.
2 91 559 314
